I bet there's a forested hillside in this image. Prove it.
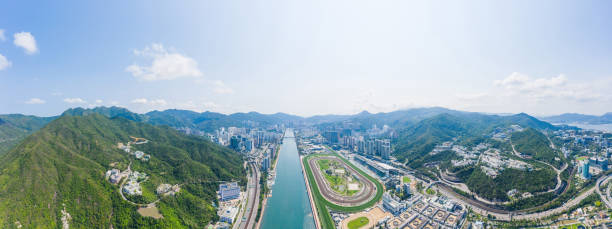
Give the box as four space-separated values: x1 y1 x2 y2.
0 113 245 228
0 114 55 155
511 127 562 167
393 113 556 164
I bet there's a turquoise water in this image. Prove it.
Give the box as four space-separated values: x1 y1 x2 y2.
260 130 316 229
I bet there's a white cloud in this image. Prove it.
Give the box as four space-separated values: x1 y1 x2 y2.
95 99 103 104
63 97 86 104
131 98 167 106
493 72 597 101
126 43 202 81
25 98 45 104
176 100 220 112
149 99 167 106
13 32 38 55
494 72 568 93
131 98 148 104
213 80 234 94
0 29 5 41
0 53 11 70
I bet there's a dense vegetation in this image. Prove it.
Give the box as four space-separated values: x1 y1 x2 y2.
393 113 556 164
456 166 557 201
511 128 562 168
64 106 302 132
0 114 55 155
0 114 245 228
390 113 560 202
146 109 300 132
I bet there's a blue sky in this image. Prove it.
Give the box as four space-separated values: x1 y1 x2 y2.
1 0 611 117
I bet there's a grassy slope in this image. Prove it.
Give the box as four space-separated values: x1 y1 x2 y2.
0 114 245 228
302 152 384 229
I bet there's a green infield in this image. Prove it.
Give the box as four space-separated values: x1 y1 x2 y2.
317 159 363 196
347 216 369 229
302 150 384 229
403 176 411 183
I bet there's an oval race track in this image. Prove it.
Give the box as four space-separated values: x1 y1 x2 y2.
308 156 378 207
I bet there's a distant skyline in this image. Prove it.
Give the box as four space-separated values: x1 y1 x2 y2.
1 1 612 117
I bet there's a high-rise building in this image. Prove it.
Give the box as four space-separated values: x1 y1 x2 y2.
323 131 340 144
403 183 411 196
230 136 241 151
582 160 590 179
262 155 271 171
600 158 608 171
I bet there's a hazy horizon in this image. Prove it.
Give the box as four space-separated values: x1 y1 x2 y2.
2 1 612 117
2 105 609 120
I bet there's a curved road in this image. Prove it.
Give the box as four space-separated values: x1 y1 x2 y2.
596 175 612 209
436 174 612 221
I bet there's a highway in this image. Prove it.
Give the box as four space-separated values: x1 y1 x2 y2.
596 175 612 209
239 162 260 229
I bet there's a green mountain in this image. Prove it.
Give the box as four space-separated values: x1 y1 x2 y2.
511 127 561 167
542 112 612 124
393 112 557 163
0 114 55 155
63 107 299 132
314 107 461 130
63 106 146 122
0 113 245 228
392 113 560 202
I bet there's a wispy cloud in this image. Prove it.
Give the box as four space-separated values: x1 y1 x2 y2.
176 100 219 112
130 98 167 106
212 80 234 94
0 29 5 41
126 43 202 81
25 98 45 104
63 97 86 104
494 72 601 102
13 32 38 55
0 53 11 70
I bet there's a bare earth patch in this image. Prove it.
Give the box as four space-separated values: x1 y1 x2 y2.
137 205 163 219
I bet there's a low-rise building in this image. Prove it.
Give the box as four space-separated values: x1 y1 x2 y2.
105 169 123 184
123 180 142 195
219 206 239 224
219 182 240 201
135 151 145 159
383 191 405 215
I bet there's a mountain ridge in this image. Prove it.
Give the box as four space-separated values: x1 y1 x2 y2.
0 113 245 228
